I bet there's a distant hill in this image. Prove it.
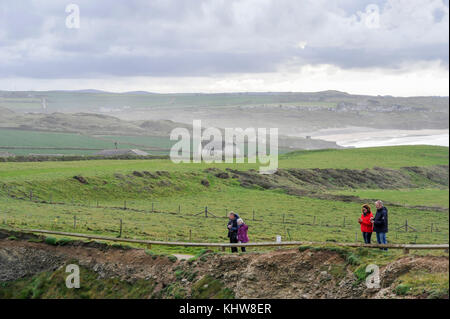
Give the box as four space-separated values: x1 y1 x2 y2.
0 90 447 138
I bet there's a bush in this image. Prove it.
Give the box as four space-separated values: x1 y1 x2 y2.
44 237 57 246
168 255 178 263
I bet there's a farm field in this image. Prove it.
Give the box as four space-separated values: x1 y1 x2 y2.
0 145 448 255
0 129 171 156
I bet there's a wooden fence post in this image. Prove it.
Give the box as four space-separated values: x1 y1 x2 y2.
119 219 123 237
29 190 33 201
313 216 316 225
124 201 127 210
286 228 292 241
253 209 255 221
73 215 76 229
343 216 346 227
355 231 358 242
205 206 208 218
405 219 408 232
189 229 192 241
178 205 181 214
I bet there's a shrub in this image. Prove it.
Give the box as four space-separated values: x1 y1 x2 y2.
168 255 178 263
44 237 57 246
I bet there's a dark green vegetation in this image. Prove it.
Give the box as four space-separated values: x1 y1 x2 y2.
0 264 156 299
393 272 448 298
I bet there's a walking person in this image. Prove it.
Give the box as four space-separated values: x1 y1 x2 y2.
371 200 388 251
237 218 249 252
358 204 373 244
227 211 239 253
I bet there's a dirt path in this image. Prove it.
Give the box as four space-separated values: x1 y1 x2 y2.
172 254 194 260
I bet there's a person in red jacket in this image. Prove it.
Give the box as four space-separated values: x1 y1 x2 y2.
358 204 374 244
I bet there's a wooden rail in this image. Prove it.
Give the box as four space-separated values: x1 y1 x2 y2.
20 229 449 253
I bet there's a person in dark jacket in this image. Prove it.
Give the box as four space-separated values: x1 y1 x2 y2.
227 211 240 253
371 200 388 250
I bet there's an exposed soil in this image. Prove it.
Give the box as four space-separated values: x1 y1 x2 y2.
0 230 447 299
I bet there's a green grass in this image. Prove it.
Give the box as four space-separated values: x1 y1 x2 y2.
0 145 447 255
0 145 447 183
393 271 449 298
0 129 118 150
280 145 448 170
332 188 449 208
0 129 173 156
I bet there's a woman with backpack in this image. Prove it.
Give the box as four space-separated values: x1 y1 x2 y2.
358 204 374 244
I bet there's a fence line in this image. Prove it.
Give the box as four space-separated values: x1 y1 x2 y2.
1 192 446 234
16 228 449 254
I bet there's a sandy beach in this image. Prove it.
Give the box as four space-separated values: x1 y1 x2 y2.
308 127 449 148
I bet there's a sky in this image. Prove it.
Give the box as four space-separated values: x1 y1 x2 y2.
0 0 448 96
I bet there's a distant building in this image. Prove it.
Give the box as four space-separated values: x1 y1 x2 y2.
0 151 15 158
93 149 149 156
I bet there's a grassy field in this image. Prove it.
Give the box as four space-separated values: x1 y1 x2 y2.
0 145 448 254
0 145 447 181
332 188 449 209
0 129 172 156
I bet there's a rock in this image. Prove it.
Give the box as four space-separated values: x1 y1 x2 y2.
201 179 210 187
215 172 229 179
73 175 88 184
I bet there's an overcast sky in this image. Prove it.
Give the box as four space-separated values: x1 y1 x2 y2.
0 0 448 96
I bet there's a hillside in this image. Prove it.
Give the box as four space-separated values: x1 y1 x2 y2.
0 146 448 249
0 145 448 299
0 108 343 156
0 230 448 299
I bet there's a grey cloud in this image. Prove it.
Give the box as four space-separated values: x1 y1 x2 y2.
0 0 448 79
